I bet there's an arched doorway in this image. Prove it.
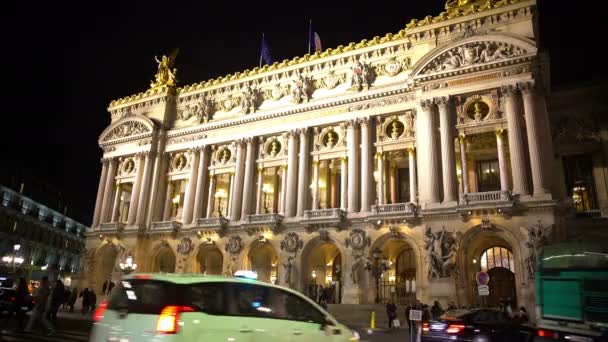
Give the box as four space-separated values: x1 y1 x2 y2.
94 244 118 294
377 239 416 305
247 241 278 284
303 241 342 304
477 246 516 308
154 246 176 273
197 244 223 275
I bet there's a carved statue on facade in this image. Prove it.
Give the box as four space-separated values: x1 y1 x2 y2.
291 75 312 104
521 221 551 278
404 112 414 137
151 49 179 89
349 60 372 91
283 256 294 285
445 0 472 10
425 42 523 74
199 95 215 122
351 254 371 285
240 83 259 114
425 227 458 278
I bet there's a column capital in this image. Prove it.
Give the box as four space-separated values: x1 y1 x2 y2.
312 160 319 166
495 129 505 138
135 151 150 159
244 137 255 145
500 84 519 97
345 119 359 129
341 156 348 163
407 146 416 153
233 138 246 147
434 96 451 107
296 127 309 136
420 99 434 110
359 116 371 126
458 134 468 143
101 157 113 165
375 151 384 159
258 165 264 172
518 81 537 95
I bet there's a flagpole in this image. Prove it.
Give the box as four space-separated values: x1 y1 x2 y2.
308 19 312 55
260 33 264 68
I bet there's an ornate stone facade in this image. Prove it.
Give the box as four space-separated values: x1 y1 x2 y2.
84 0 608 319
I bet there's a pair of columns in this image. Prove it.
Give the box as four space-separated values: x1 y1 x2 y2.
376 148 417 205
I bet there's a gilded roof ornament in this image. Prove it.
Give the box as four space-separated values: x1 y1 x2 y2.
150 48 179 89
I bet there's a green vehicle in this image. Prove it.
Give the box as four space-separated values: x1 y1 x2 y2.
90 271 360 342
534 241 608 341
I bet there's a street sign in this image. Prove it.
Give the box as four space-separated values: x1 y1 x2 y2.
476 271 490 285
478 285 489 296
409 309 422 321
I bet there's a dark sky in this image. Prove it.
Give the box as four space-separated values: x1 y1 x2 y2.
2 0 604 224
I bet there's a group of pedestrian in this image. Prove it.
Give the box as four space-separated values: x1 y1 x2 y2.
79 288 97 314
101 280 115 295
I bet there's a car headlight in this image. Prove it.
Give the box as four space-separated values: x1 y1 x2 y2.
350 330 360 341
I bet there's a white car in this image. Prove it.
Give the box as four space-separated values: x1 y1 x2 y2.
90 272 360 341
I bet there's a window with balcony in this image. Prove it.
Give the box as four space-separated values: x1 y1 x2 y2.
476 159 500 192
169 180 187 220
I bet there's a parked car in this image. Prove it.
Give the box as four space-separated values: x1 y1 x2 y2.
90 272 360 342
0 287 35 316
421 308 535 342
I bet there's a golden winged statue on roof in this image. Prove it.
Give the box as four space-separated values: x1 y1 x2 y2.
150 48 179 89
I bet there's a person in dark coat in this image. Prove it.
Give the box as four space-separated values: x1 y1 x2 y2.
48 280 65 322
107 281 115 295
68 288 78 313
81 288 90 314
431 301 444 320
10 277 29 331
386 300 397 329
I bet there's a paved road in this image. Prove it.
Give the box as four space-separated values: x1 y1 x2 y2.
1 310 92 342
353 327 417 342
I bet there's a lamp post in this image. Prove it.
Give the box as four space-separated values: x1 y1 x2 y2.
214 189 227 217
262 183 272 214
2 244 24 274
119 254 137 275
368 248 389 304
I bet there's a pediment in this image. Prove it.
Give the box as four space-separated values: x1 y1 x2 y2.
99 115 155 144
411 34 537 78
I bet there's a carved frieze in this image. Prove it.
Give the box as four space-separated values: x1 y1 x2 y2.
103 121 151 141
424 227 460 279
349 60 374 91
225 235 242 255
280 232 303 254
345 229 371 251
290 75 313 104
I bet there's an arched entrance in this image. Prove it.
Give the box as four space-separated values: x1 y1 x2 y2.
477 246 516 308
303 241 342 304
154 246 176 273
197 244 223 275
246 241 278 283
94 244 118 294
376 239 416 305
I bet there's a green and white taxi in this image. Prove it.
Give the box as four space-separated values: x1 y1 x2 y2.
90 271 360 341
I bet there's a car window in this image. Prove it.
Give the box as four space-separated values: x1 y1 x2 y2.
472 310 509 324
183 282 227 315
229 283 324 324
108 280 176 314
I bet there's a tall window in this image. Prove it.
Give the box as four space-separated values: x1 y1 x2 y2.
169 180 187 220
562 154 597 212
476 159 500 192
480 247 514 273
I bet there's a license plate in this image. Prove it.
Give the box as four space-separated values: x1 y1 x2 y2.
564 334 593 342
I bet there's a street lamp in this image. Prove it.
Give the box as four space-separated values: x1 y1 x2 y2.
119 254 137 274
214 189 227 217
262 183 272 214
368 248 390 303
2 244 24 273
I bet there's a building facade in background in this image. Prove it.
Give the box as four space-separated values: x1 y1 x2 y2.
84 0 608 316
0 185 86 285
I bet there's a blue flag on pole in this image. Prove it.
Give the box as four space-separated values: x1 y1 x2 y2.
309 20 322 54
260 34 275 66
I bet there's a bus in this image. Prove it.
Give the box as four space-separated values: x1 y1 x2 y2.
535 241 608 341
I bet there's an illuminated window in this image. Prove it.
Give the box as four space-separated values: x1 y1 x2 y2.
476 160 500 192
563 154 597 213
480 247 514 273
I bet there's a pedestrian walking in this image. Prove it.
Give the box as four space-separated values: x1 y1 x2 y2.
25 276 54 335
68 287 78 313
48 280 65 322
386 300 397 329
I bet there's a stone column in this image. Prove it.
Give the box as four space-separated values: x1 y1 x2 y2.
346 120 359 212
231 140 246 221
360 117 372 211
503 85 530 195
458 136 470 194
376 152 385 205
340 157 348 211
285 131 299 217
228 172 235 219
416 100 441 206
256 167 264 214
127 154 144 226
163 181 175 221
92 159 109 227
296 129 310 216
520 83 549 196
136 152 154 226
273 167 280 213
111 185 122 222
146 130 167 226
280 165 287 214
496 130 509 191
192 146 209 222
181 150 200 225
99 158 117 224
330 167 338 209
241 138 256 219
206 175 216 218
409 148 417 203
389 163 397 204
437 97 457 203
311 160 320 210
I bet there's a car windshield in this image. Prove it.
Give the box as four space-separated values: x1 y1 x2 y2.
440 309 471 320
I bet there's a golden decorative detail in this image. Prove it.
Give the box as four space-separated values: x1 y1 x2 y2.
150 49 179 89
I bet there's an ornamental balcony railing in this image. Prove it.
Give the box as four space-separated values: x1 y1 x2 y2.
370 203 417 216
304 208 346 220
149 221 182 233
99 222 125 234
459 190 512 205
196 216 229 229
244 213 283 226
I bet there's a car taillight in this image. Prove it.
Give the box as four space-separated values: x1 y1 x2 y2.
422 322 430 333
93 300 108 322
156 306 195 334
446 324 465 334
9 297 16 302
537 329 559 339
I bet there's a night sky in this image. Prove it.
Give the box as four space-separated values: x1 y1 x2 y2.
2 1 604 225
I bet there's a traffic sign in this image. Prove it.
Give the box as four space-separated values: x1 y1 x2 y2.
476 271 490 285
409 309 422 321
478 285 489 296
